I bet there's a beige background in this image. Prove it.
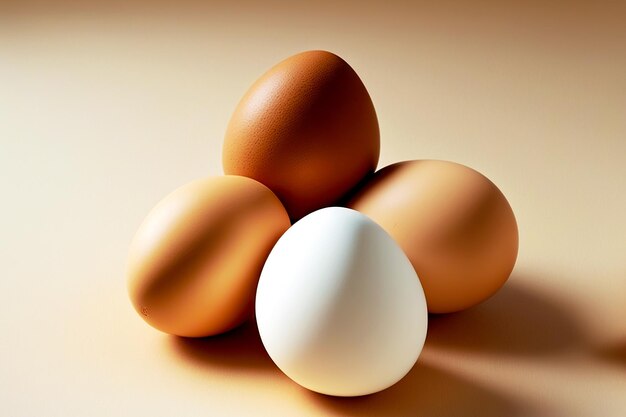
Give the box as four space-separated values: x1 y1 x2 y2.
1 1 625 416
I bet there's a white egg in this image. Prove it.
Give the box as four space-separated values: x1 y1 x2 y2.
255 207 428 397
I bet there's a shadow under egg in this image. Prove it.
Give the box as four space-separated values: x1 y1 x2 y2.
307 361 530 417
168 320 276 372
425 273 585 356
595 339 626 368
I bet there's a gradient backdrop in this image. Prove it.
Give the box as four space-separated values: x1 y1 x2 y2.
1 1 625 416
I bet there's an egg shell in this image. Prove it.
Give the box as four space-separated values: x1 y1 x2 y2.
127 176 290 337
223 50 380 221
347 160 519 313
256 207 427 397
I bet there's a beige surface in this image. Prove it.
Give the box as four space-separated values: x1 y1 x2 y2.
1 1 625 416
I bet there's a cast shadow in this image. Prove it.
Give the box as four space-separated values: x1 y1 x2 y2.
168 320 275 372
309 362 529 417
426 274 585 356
595 340 626 368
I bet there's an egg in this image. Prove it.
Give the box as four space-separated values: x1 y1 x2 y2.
256 207 427 397
127 176 290 337
347 160 519 313
223 50 380 221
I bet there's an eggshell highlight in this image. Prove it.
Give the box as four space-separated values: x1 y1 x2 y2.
256 207 427 396
127 176 291 337
223 50 380 220
348 160 519 313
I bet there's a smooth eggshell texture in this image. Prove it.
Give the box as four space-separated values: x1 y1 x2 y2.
256 207 427 396
347 160 519 313
127 176 290 337
223 50 380 220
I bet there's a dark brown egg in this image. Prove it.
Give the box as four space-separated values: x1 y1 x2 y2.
223 50 380 220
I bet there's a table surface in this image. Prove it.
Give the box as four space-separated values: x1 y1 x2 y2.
2 1 625 416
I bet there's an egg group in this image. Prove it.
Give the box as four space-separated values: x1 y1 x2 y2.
127 50 519 397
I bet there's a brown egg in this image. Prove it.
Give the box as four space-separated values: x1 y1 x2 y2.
347 160 518 313
223 50 380 220
127 176 290 337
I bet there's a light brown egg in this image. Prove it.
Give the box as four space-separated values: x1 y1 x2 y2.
223 50 380 221
347 160 518 313
127 176 290 337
